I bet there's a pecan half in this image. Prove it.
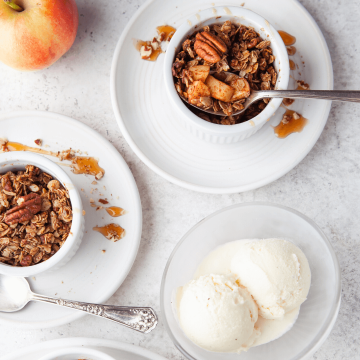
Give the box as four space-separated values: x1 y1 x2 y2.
194 32 227 63
194 41 221 63
196 32 227 53
4 193 42 225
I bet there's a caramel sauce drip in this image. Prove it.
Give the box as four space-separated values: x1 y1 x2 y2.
1 141 105 179
71 156 105 179
296 81 310 90
289 59 296 70
282 98 295 106
278 31 296 46
156 25 176 41
135 25 176 62
274 110 308 139
93 223 125 242
106 206 126 217
135 40 146 52
135 40 162 61
1 141 58 157
287 45 297 56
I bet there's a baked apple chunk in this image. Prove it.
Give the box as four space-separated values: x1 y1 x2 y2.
205 75 235 103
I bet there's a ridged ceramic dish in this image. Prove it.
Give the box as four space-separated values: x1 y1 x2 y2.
38 347 116 360
110 0 333 194
163 6 289 143
2 337 168 360
0 111 142 329
0 152 84 277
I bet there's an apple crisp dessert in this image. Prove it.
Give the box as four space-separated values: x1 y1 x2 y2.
172 20 277 125
0 165 72 267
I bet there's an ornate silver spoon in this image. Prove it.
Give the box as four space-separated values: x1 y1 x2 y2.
0 275 157 333
184 72 360 116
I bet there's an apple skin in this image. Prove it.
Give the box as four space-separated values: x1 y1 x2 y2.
0 0 79 71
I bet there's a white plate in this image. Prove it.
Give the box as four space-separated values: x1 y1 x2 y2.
0 111 142 328
2 337 167 360
111 0 333 194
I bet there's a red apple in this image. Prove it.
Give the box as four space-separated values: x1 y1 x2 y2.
0 0 78 71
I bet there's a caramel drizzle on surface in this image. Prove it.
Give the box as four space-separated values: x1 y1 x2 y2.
278 30 296 46
135 25 176 62
71 157 104 178
156 25 176 41
93 223 125 241
274 109 308 139
106 206 126 217
289 59 296 70
1 141 105 179
2 142 58 157
135 40 162 61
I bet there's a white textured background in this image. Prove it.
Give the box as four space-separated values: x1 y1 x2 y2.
0 0 359 358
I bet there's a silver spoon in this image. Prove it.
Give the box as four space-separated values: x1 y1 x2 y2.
0 275 157 333
185 72 360 116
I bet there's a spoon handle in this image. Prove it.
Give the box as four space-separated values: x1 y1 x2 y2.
256 90 360 103
31 293 157 333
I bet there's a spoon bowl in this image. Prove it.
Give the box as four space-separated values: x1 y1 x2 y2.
0 276 31 312
0 275 158 333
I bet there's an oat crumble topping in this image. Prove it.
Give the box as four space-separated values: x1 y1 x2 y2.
172 20 277 125
0 165 72 267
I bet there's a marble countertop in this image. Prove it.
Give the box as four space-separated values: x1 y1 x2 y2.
0 0 359 358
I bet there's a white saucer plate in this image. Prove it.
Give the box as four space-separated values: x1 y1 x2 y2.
0 111 142 328
111 0 333 194
2 337 167 360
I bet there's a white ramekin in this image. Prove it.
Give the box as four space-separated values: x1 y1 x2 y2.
38 347 116 360
164 6 290 144
0 152 84 277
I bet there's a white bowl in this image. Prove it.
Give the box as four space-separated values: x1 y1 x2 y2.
164 6 290 144
161 202 341 360
38 346 116 360
0 152 84 277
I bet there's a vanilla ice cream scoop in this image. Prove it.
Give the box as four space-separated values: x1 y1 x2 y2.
178 274 260 353
231 239 311 320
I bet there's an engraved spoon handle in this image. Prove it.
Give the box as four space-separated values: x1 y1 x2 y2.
30 293 157 333
252 90 360 103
